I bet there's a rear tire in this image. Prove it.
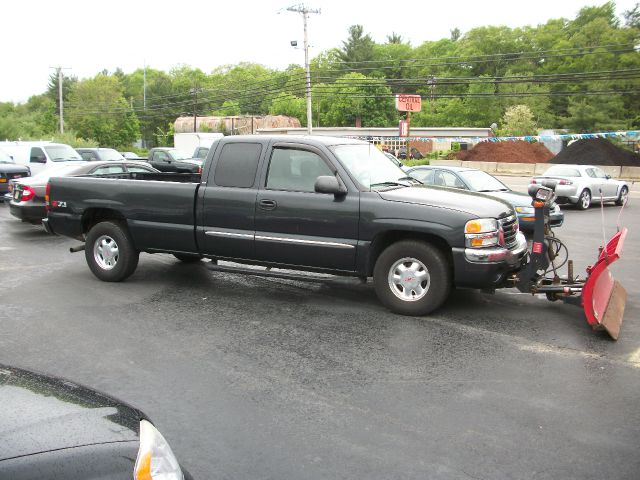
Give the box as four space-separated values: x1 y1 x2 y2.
373 240 451 316
85 221 139 282
615 186 628 206
576 189 591 210
173 253 202 263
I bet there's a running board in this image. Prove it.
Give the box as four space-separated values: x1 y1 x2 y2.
206 263 366 285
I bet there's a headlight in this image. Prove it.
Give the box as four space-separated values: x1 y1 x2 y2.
514 206 535 214
464 218 498 234
465 218 500 248
134 420 183 480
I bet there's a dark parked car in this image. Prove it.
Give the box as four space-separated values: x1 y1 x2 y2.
147 148 202 173
9 161 158 224
406 165 564 231
76 148 126 161
0 364 191 479
120 151 147 161
0 149 30 202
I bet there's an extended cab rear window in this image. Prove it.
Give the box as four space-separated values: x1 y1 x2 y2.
214 143 262 188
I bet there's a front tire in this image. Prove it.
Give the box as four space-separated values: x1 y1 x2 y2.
85 221 139 282
615 186 628 206
373 240 451 316
576 189 591 210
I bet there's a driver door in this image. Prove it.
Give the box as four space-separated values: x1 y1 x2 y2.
254 145 360 271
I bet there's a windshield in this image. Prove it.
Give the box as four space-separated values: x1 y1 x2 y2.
44 145 83 162
458 170 509 192
99 149 125 161
195 147 209 159
544 166 581 177
0 149 14 163
168 149 192 161
330 144 407 189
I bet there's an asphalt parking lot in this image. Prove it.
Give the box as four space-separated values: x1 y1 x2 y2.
1 178 639 479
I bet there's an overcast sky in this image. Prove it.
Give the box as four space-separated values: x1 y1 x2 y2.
1 0 637 103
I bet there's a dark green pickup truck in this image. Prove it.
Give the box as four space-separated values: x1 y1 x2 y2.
45 135 528 316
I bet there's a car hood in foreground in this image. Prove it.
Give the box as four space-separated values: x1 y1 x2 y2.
0 365 142 460
378 185 513 218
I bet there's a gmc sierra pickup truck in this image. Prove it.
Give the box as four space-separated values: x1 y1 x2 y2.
44 135 528 316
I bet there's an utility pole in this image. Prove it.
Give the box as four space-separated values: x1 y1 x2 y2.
143 60 147 112
190 86 201 133
286 4 320 135
142 60 147 148
50 66 71 134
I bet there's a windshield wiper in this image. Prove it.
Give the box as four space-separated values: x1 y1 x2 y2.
370 181 410 189
397 175 422 184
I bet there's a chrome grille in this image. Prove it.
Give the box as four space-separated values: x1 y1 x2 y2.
499 214 519 249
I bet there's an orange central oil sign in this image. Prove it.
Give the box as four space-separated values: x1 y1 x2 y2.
395 94 422 112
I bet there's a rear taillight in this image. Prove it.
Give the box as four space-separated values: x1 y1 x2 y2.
45 182 51 212
558 179 573 185
530 179 537 184
21 186 36 202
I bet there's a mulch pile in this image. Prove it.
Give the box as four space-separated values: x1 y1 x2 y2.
455 140 554 163
549 138 640 166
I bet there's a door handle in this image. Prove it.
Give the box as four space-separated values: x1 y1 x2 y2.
259 199 277 210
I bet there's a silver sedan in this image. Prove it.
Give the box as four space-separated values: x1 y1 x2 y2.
530 164 629 210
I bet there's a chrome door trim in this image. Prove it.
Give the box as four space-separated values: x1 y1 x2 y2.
205 230 254 239
255 235 354 249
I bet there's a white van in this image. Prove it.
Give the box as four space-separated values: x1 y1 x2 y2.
173 133 223 159
0 141 84 175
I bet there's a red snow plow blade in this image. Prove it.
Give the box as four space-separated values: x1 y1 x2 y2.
582 228 628 340
514 186 629 340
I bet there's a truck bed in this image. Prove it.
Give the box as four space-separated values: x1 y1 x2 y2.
48 174 202 253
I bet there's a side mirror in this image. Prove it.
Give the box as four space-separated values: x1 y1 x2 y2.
605 174 611 179
30 155 46 164
315 176 346 195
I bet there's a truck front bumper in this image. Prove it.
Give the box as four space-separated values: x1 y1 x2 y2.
452 232 528 288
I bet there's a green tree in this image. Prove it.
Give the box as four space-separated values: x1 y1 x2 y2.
317 73 395 127
386 32 404 45
66 74 140 148
498 105 538 136
214 100 241 116
47 71 77 119
561 96 628 132
337 25 376 64
624 3 640 28
269 93 306 124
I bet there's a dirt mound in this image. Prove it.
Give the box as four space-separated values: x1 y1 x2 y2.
549 138 640 166
456 140 554 163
